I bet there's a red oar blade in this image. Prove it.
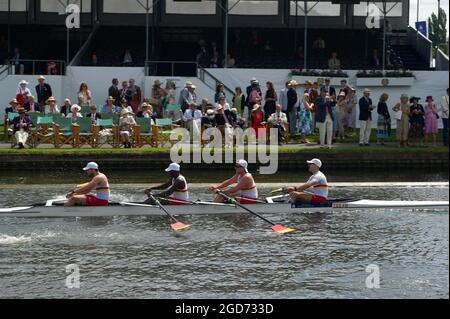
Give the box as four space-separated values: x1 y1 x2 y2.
171 222 191 231
272 224 296 235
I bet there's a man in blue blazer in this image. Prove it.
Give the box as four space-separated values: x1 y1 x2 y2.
315 88 334 148
358 88 376 146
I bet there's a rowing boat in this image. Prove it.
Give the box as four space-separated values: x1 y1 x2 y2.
0 198 448 218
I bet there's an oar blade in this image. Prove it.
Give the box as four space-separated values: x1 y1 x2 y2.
272 224 296 235
171 222 191 231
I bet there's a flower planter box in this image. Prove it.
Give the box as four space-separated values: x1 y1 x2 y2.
356 77 415 87
291 75 349 86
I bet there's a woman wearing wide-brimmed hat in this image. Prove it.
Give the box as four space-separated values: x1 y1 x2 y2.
16 80 31 105
44 96 60 115
118 109 136 148
250 104 265 140
408 96 425 147
66 104 83 123
424 96 438 147
102 96 119 114
392 94 411 147
376 93 391 145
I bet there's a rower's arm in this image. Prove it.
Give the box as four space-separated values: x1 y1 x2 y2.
224 176 252 196
155 179 186 198
214 175 238 190
149 180 172 191
295 180 316 192
73 177 99 195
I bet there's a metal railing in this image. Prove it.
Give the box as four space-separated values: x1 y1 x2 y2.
8 59 66 76
436 49 449 71
145 61 198 77
197 67 234 99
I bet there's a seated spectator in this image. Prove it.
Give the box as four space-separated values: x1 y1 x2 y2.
210 51 220 68
60 98 72 117
183 103 202 133
102 97 119 114
215 105 234 126
122 49 134 66
215 94 230 112
223 53 236 68
44 97 60 115
202 109 217 128
312 37 326 60
118 98 133 114
67 104 83 123
87 105 102 124
91 52 98 66
10 108 32 149
328 52 341 71
267 103 288 145
23 95 41 113
5 99 20 114
196 40 210 68
230 108 245 129
198 98 209 114
118 109 136 148
136 103 156 124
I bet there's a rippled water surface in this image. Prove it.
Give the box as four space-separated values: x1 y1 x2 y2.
0 182 448 299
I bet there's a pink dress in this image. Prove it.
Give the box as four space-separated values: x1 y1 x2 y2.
424 103 438 134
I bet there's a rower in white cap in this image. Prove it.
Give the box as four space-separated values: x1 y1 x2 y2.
66 162 110 206
208 159 259 204
288 158 329 205
144 163 190 205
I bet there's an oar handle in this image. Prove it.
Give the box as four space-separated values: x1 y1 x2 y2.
148 194 179 223
217 191 275 226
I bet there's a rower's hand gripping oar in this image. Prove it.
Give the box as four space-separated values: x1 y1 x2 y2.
148 194 191 231
216 191 296 235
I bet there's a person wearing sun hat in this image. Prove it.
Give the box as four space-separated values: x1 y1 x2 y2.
424 95 439 147
102 96 119 114
66 104 83 123
144 163 190 205
44 96 60 115
392 93 411 147
16 80 31 105
358 88 376 146
65 162 110 207
287 80 299 134
118 108 136 148
408 96 425 146
288 158 329 205
10 107 32 149
208 159 259 204
36 75 53 107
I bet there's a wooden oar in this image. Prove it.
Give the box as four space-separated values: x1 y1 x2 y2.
216 191 295 235
148 195 191 231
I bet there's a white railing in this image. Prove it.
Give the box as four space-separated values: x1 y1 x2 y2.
436 49 449 71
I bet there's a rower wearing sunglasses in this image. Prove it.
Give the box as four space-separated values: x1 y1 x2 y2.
208 159 259 204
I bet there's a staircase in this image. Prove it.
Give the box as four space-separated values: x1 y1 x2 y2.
390 45 431 70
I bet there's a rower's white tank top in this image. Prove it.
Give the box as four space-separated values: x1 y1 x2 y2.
307 171 328 199
170 175 189 201
95 175 110 201
237 173 258 199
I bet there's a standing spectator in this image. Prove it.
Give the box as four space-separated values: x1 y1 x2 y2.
35 76 53 108
128 79 142 114
10 108 32 149
279 81 290 113
16 80 31 105
78 82 92 107
321 78 336 98
287 80 298 134
102 97 118 114
66 105 83 123
122 49 134 66
315 88 333 148
310 82 320 104
210 51 220 68
328 52 341 71
376 93 391 145
392 94 411 147
196 40 210 68
87 105 102 124
247 81 263 121
232 87 245 116
263 81 277 121
44 97 60 115
215 83 226 103
151 80 164 116
358 88 376 146
223 53 236 68
108 79 120 106
23 95 40 113
10 48 24 75
424 96 438 147
408 97 425 147
346 87 357 132
119 81 132 104
370 49 381 70
338 79 349 95
60 98 72 117
267 103 288 145
178 81 193 112
245 78 261 114
304 80 313 96
335 92 347 140
440 88 449 146
119 109 136 148
299 92 313 143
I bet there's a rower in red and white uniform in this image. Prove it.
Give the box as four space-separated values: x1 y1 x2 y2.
144 163 190 205
66 162 110 206
209 159 259 204
288 158 329 204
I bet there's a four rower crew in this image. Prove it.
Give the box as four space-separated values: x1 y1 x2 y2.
208 159 259 204
66 162 110 206
144 163 190 205
288 158 329 204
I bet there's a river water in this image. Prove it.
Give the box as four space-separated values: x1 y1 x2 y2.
0 170 448 299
